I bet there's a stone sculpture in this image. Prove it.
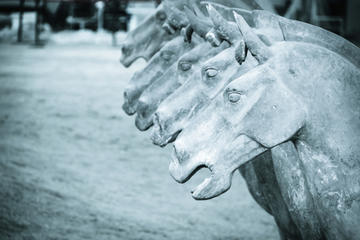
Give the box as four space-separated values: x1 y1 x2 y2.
151 5 283 146
122 1 266 116
135 41 229 131
122 35 201 115
170 11 360 240
119 0 269 68
120 2 360 239
120 3 172 67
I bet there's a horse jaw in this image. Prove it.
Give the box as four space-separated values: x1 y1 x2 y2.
171 134 267 200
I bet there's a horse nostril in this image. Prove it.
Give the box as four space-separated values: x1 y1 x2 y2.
121 44 132 56
123 91 129 101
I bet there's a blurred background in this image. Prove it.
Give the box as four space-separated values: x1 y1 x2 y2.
0 1 359 240
0 0 359 45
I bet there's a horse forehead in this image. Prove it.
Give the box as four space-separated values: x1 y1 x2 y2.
180 51 203 62
182 44 212 61
204 48 234 66
179 56 194 63
163 36 185 48
226 65 272 90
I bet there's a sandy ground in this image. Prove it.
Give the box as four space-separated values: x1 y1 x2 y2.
0 42 279 240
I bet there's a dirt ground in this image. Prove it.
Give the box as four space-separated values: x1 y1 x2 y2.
0 41 279 240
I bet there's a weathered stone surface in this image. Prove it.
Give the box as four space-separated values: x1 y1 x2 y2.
169 12 360 239
121 2 360 239
122 35 200 116
151 46 258 146
151 6 285 146
119 0 275 68
272 142 322 239
120 3 175 67
135 41 228 131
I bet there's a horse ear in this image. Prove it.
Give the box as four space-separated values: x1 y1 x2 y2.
206 4 239 44
233 11 272 63
205 28 222 47
184 5 212 39
201 1 255 26
181 24 194 43
192 2 207 18
234 40 247 65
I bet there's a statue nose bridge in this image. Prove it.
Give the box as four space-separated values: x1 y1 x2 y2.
153 102 180 131
137 97 152 117
123 83 140 102
137 99 146 113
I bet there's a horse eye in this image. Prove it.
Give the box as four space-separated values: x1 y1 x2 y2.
205 68 218 78
228 92 242 103
161 51 173 61
156 12 166 21
171 17 178 25
179 62 191 71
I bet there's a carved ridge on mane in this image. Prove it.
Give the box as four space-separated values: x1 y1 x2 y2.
191 2 360 68
277 17 360 68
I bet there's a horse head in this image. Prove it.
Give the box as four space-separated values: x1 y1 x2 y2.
120 3 174 67
169 12 360 203
151 4 282 146
135 41 228 131
122 36 199 115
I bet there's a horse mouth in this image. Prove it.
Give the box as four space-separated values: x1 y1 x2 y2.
170 144 232 200
120 55 135 68
170 144 204 183
170 134 268 200
135 114 153 131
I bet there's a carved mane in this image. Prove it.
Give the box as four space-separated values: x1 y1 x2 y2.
277 15 360 68
201 2 360 68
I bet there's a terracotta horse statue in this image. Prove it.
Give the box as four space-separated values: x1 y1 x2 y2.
169 11 360 240
124 3 280 124
151 4 286 147
122 35 201 115
121 1 269 114
120 0 267 67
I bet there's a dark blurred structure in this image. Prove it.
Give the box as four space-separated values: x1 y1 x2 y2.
0 0 132 43
104 0 130 32
274 0 360 43
53 0 130 31
0 14 12 29
0 0 359 46
303 0 347 35
345 0 360 43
